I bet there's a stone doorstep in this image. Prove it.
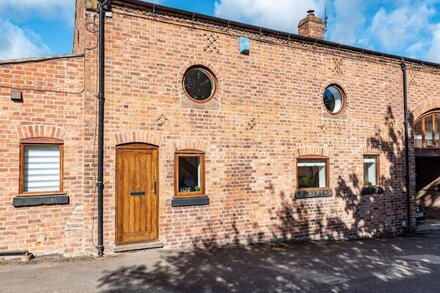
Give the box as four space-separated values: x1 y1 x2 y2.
113 241 164 253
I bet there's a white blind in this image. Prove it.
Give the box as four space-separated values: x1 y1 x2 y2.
24 145 60 192
298 161 326 167
364 158 376 164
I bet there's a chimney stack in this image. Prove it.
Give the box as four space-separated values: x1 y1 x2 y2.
298 10 325 40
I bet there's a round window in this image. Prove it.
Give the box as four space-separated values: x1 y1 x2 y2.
183 66 216 102
323 85 345 114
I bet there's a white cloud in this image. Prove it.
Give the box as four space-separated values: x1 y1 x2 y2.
0 18 50 60
327 0 368 45
0 0 75 26
368 3 435 51
214 0 325 33
426 24 440 63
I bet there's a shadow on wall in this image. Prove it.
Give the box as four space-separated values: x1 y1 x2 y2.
270 105 413 241
97 105 417 291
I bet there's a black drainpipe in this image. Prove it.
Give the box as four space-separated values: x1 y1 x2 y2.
401 58 411 231
0 250 31 257
97 0 110 257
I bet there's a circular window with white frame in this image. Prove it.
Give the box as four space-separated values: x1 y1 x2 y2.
182 66 216 102
323 85 346 114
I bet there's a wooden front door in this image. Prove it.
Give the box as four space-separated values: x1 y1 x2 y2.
116 144 158 245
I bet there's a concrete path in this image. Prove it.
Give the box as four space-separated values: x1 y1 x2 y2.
1 229 440 292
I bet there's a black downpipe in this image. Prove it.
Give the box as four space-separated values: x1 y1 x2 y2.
97 0 109 257
0 250 31 256
401 58 411 231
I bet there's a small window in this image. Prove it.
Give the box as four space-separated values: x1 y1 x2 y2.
175 152 205 197
323 85 345 114
20 140 63 195
239 37 250 55
297 158 328 189
183 66 216 102
363 155 379 186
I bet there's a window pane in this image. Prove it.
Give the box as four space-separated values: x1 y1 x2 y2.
178 156 201 193
426 116 433 147
24 145 60 192
364 157 377 186
436 114 440 147
298 160 326 188
323 86 344 114
414 120 423 148
183 68 214 101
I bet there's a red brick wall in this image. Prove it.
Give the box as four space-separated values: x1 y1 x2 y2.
0 55 85 255
1 1 440 256
78 5 438 251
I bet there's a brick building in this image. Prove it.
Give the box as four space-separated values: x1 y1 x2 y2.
1 0 439 256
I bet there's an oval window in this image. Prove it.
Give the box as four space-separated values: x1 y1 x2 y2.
323 85 345 114
183 66 216 102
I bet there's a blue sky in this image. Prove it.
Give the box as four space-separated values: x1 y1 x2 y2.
1 0 439 62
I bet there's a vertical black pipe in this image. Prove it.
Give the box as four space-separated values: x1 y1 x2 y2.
401 58 411 231
97 0 108 257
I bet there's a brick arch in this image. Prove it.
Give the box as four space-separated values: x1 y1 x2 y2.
361 145 382 154
17 125 66 140
174 138 208 152
412 97 440 120
115 131 162 146
294 146 331 158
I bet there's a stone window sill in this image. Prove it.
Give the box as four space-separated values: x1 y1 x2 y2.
171 196 209 207
295 189 333 199
13 194 69 207
361 186 384 195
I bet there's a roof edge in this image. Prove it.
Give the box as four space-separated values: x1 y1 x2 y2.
112 0 440 69
0 53 85 65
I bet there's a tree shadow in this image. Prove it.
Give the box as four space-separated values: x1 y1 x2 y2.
97 234 439 292
97 105 421 292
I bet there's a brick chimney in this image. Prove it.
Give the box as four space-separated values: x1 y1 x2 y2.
298 10 325 39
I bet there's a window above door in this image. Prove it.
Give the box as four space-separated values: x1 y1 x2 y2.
414 111 440 149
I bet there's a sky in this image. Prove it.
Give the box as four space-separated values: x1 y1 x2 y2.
0 0 439 63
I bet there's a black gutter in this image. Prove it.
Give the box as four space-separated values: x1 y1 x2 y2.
401 58 411 230
113 0 440 69
97 0 110 257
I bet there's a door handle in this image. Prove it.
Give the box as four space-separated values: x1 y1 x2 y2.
153 180 157 195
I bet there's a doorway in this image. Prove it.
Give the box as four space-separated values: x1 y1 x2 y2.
116 144 158 244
